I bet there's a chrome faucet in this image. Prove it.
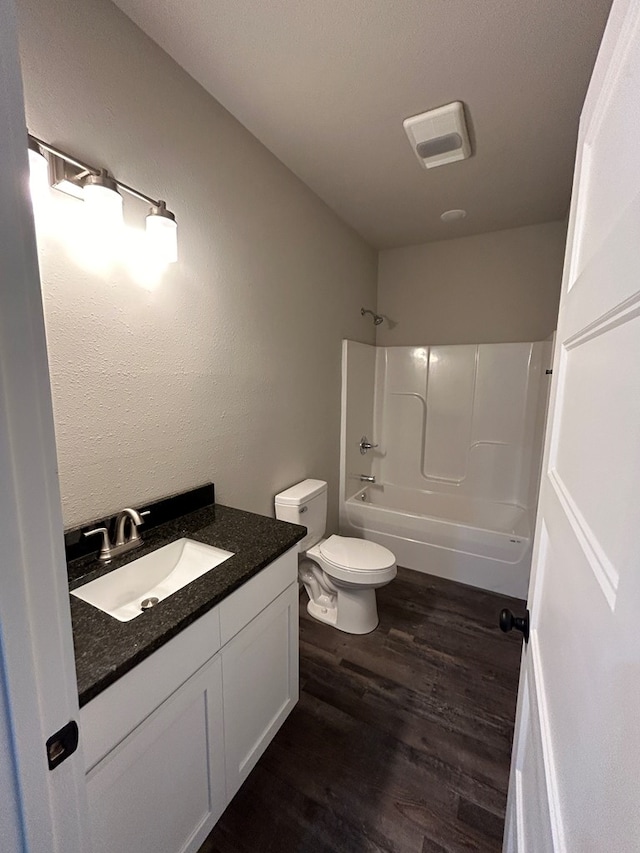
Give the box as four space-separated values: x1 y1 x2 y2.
359 436 379 455
359 475 376 483
85 507 149 562
115 508 145 548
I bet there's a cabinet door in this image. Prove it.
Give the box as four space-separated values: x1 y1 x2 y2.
86 655 225 853
222 581 299 799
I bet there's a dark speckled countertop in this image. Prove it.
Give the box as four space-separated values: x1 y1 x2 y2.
69 503 306 707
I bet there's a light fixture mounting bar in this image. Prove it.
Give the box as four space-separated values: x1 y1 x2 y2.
28 133 98 176
113 179 158 208
27 131 166 210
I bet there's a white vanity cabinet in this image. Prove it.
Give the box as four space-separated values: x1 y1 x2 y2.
222 581 299 799
85 654 226 853
80 546 298 853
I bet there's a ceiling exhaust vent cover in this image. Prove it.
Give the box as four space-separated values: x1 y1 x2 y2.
403 101 471 169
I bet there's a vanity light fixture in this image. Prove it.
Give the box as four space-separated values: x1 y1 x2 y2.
83 170 124 231
46 145 88 200
27 137 49 201
146 201 178 264
27 132 178 263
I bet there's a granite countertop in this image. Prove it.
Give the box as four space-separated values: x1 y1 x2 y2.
69 503 306 707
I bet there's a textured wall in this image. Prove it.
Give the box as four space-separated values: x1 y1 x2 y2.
17 0 377 530
376 221 567 346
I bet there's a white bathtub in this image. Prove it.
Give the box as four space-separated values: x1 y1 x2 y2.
340 484 531 598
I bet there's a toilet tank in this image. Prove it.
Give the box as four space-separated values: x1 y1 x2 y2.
274 479 327 551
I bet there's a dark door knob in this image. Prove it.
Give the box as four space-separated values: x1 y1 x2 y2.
499 608 530 643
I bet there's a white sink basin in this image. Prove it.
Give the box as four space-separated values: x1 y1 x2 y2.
71 538 234 622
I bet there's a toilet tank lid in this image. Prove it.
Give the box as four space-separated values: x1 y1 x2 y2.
275 479 327 506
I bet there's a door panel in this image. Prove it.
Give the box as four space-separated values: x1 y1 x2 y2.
571 4 640 280
512 670 554 853
552 314 640 604
0 0 90 849
505 1 640 850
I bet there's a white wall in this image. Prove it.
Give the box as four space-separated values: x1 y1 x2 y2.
16 0 377 531
376 221 567 346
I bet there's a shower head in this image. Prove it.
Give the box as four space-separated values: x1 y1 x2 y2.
361 308 384 326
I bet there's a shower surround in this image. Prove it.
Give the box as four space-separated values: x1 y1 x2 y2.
339 339 552 597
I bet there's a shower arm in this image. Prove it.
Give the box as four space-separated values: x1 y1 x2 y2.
361 308 384 326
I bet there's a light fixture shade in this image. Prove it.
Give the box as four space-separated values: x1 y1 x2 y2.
27 138 49 203
83 171 124 234
146 202 178 264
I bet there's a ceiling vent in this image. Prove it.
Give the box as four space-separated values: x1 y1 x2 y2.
403 101 471 169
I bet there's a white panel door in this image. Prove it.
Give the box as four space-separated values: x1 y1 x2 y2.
504 1 640 850
222 581 299 800
0 0 90 849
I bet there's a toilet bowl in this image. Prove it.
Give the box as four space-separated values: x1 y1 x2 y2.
275 480 396 634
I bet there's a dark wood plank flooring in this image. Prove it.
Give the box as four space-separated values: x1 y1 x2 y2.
199 568 524 853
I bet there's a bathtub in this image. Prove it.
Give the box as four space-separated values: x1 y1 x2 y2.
340 484 532 598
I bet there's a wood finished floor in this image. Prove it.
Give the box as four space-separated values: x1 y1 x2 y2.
199 568 524 853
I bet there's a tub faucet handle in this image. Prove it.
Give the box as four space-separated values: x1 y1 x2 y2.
359 436 379 455
359 475 376 483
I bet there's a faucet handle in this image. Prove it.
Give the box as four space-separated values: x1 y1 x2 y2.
84 527 113 561
130 510 150 542
359 436 379 455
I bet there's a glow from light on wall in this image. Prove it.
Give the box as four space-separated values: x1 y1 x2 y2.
31 191 168 287
121 226 167 290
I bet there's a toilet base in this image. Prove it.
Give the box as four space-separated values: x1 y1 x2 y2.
304 585 379 634
298 552 393 635
306 599 337 627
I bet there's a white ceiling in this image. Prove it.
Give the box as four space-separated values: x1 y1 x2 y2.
112 0 613 249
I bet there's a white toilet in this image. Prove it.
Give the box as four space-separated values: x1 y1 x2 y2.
274 479 396 634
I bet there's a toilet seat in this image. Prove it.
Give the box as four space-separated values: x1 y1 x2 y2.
307 535 397 586
320 535 395 571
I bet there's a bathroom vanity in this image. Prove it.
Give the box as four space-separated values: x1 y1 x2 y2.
68 494 305 853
